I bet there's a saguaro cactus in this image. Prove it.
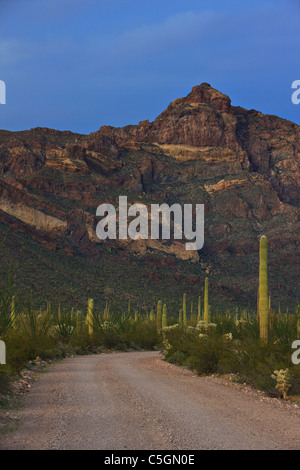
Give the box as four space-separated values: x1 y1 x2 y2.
256 287 260 323
197 296 201 322
157 300 162 334
179 308 183 326
190 301 194 322
183 293 187 325
76 311 81 335
204 277 209 324
259 235 269 342
87 298 94 336
150 308 155 321
162 304 167 329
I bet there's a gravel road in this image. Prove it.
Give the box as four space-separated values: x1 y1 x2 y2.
0 351 299 450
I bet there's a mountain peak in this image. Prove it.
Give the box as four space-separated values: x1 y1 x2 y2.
134 83 235 147
186 83 231 112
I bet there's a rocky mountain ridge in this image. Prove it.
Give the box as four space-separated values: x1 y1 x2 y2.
0 83 299 309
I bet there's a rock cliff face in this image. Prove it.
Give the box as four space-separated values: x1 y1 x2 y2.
0 84 299 309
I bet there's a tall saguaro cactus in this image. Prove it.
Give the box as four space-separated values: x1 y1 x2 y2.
162 304 167 329
87 298 94 336
179 308 183 326
150 308 155 321
183 293 187 325
197 296 201 322
204 277 209 324
190 301 194 322
76 311 81 335
259 236 269 342
256 287 260 323
157 300 162 334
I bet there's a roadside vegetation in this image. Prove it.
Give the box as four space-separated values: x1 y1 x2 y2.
163 236 300 399
0 235 299 401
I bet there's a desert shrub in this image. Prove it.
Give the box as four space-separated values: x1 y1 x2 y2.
18 299 52 340
270 314 297 345
52 306 75 339
218 339 292 394
165 328 229 374
167 350 187 365
164 325 300 396
124 322 159 350
214 315 259 341
290 367 300 395
0 268 17 337
184 335 228 374
3 330 56 374
38 348 65 360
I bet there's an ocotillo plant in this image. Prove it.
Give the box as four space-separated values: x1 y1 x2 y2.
128 300 131 319
204 277 209 324
11 295 16 328
259 235 269 342
157 300 162 334
87 298 94 336
162 304 167 329
183 293 187 325
104 301 109 321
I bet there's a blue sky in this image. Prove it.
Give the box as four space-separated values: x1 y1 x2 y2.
0 0 299 133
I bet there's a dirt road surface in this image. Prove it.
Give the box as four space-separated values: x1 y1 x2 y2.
0 351 299 450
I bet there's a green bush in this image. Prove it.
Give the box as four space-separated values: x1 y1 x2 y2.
164 324 300 396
